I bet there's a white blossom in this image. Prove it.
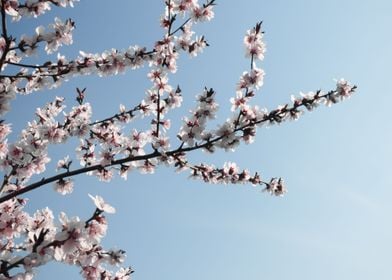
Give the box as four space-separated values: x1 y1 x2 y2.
88 194 116 214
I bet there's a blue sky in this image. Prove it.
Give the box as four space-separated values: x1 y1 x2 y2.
5 0 392 279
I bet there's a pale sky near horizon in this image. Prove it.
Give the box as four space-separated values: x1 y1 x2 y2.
4 1 392 279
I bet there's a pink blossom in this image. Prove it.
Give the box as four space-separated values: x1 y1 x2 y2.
230 91 248 112
244 23 266 60
86 217 107 243
263 178 287 196
191 5 214 22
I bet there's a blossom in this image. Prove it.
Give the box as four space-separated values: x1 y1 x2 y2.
88 194 116 214
56 156 71 171
139 159 157 174
95 168 114 182
55 212 86 257
0 122 11 141
336 78 355 99
0 139 8 159
45 18 75 53
223 161 239 176
243 23 266 60
263 178 287 196
53 178 74 195
114 267 133 279
3 0 19 17
86 217 108 243
152 136 170 151
230 91 248 111
237 67 265 90
191 5 214 22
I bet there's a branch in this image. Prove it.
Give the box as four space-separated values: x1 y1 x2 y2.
4 60 61 69
156 89 161 137
88 104 143 126
0 206 101 277
0 0 12 71
0 49 156 80
169 0 216 36
169 18 191 36
0 84 355 204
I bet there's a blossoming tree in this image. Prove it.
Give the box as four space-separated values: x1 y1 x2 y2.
0 0 356 279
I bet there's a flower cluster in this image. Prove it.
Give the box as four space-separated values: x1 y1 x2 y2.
20 17 75 55
0 1 215 117
190 161 254 183
0 122 11 159
0 97 93 188
0 77 17 115
178 87 218 147
0 194 131 280
2 0 78 20
170 158 287 196
243 21 266 60
0 37 21 71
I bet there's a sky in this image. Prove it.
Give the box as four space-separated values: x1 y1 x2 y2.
4 0 392 279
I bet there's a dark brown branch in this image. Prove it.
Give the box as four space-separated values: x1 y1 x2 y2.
0 166 16 193
4 61 58 69
89 104 143 126
0 50 156 79
169 18 191 36
0 143 214 204
156 90 161 137
0 0 12 72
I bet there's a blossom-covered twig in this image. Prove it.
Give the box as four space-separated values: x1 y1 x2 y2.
0 194 132 279
0 77 355 204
